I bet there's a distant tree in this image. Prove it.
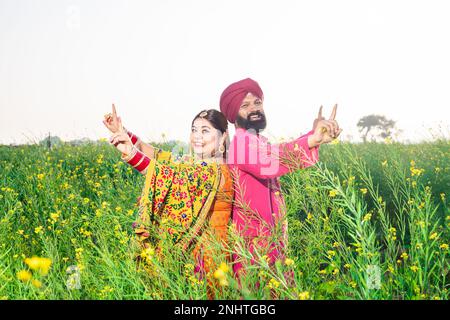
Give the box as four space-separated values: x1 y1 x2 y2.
357 115 396 142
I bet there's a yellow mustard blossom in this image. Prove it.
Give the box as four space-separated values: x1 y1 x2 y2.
429 232 439 240
388 265 395 274
410 265 419 273
24 256 52 276
439 244 449 250
285 258 294 266
362 213 372 222
416 220 426 228
31 279 42 288
213 262 230 285
267 278 280 289
360 188 368 195
400 252 408 260
298 291 310 300
328 190 338 198
219 278 229 287
34 226 44 234
17 270 32 282
388 227 397 241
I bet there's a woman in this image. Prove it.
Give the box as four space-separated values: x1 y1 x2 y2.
103 105 233 298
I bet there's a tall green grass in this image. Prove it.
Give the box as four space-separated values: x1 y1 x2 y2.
0 140 448 299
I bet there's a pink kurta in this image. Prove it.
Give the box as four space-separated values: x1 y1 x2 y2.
227 128 320 275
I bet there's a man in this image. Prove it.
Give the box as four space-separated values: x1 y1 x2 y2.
220 78 341 276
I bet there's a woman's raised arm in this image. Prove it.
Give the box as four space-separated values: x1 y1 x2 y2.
103 103 156 159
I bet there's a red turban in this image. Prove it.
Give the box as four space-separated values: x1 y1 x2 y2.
219 78 264 123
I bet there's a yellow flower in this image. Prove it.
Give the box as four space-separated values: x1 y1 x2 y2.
213 269 225 279
50 212 60 222
219 278 229 287
34 226 44 234
439 244 449 250
344 264 351 269
331 139 340 145
327 250 336 258
213 263 230 280
410 265 419 273
329 190 338 198
24 257 52 276
400 252 408 260
31 279 42 288
429 232 439 240
298 291 310 300
362 213 372 222
387 265 395 273
268 278 280 289
218 262 230 274
37 173 45 180
416 220 425 228
360 188 368 195
307 212 313 220
381 160 388 167
17 270 32 282
349 281 357 288
285 258 294 266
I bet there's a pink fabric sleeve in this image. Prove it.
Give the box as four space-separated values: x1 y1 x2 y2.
229 130 319 179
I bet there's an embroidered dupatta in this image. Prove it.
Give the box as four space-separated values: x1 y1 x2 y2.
133 153 221 253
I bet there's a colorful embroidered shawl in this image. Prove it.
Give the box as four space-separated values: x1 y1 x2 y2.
133 151 221 252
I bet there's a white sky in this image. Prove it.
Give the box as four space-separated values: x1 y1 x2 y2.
1 0 449 145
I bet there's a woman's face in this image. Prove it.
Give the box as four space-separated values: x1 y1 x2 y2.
190 118 223 159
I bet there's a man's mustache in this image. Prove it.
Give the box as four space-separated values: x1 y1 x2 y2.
247 111 264 120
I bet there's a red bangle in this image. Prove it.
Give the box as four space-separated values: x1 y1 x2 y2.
126 130 139 145
135 156 150 172
126 149 150 173
128 150 144 167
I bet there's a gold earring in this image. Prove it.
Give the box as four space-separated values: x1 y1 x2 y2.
218 145 225 154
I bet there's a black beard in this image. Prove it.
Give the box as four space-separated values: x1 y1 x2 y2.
235 111 267 134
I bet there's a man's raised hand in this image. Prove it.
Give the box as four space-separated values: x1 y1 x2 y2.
311 104 343 145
